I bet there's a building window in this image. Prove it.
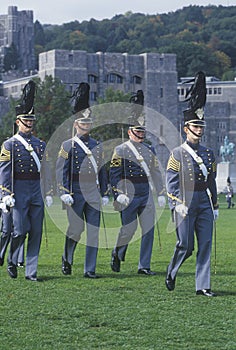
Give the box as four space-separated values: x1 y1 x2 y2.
107 73 123 84
90 91 97 101
88 74 97 83
160 87 163 98
160 124 163 137
68 54 73 64
208 88 212 95
131 75 142 84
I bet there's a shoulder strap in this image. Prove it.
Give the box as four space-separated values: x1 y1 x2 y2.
181 142 208 181
14 134 41 172
125 140 154 191
73 135 99 186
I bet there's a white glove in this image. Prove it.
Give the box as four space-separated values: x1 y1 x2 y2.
2 195 15 208
116 194 130 206
45 195 53 207
175 203 188 217
0 202 8 213
60 194 74 206
213 209 219 220
157 195 166 207
102 196 109 206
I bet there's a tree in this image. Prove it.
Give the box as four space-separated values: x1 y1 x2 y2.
0 76 71 143
3 43 18 71
34 76 71 142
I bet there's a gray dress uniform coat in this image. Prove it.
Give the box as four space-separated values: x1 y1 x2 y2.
56 134 108 274
0 131 52 278
166 140 218 291
110 139 165 270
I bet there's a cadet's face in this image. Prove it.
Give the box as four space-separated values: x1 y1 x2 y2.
184 125 204 143
16 118 34 133
75 122 92 135
128 129 145 143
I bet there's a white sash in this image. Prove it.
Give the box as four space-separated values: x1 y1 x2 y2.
14 134 41 172
125 140 154 191
73 136 99 186
181 142 208 181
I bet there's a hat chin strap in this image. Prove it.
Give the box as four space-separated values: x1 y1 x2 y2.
18 118 33 129
78 124 91 132
130 128 145 140
186 124 204 138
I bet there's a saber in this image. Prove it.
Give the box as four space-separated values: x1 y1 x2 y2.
155 213 162 252
101 207 108 250
213 220 217 274
206 188 217 274
43 211 48 249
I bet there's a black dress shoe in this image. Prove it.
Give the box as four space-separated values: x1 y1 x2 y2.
111 249 120 272
196 289 217 297
25 276 42 282
165 273 176 291
7 264 17 279
84 271 100 279
138 268 157 275
17 262 24 268
62 256 71 275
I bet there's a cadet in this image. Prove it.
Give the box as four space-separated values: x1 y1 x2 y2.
56 82 109 279
0 80 53 281
165 71 218 296
110 90 166 275
225 177 234 209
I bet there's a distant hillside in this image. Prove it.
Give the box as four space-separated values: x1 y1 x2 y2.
34 5 236 80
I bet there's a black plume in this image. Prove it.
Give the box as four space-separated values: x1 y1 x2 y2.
71 82 90 114
21 80 36 114
15 80 36 117
184 71 206 112
128 90 144 126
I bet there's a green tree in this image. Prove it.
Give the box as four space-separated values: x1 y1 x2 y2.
3 43 18 71
34 76 71 141
0 76 71 143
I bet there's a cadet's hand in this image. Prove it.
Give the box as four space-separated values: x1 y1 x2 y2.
102 196 109 206
2 195 15 208
60 194 74 206
213 209 219 220
175 203 188 217
116 194 130 206
157 195 166 207
45 195 53 207
0 202 9 213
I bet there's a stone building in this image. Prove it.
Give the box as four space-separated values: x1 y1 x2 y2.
0 6 35 71
38 49 179 165
1 48 236 167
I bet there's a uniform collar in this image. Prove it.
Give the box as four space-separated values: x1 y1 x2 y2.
186 140 199 151
78 134 89 142
18 131 32 139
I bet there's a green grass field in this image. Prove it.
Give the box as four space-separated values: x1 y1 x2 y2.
0 195 235 350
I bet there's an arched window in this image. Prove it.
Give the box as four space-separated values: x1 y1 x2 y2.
106 73 123 84
88 74 97 83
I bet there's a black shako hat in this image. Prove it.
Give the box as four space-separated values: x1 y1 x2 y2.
128 89 145 131
183 71 207 127
15 80 36 120
71 82 92 123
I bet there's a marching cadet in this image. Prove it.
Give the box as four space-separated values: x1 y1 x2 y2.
56 82 109 279
0 80 53 281
110 90 166 275
165 71 218 296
